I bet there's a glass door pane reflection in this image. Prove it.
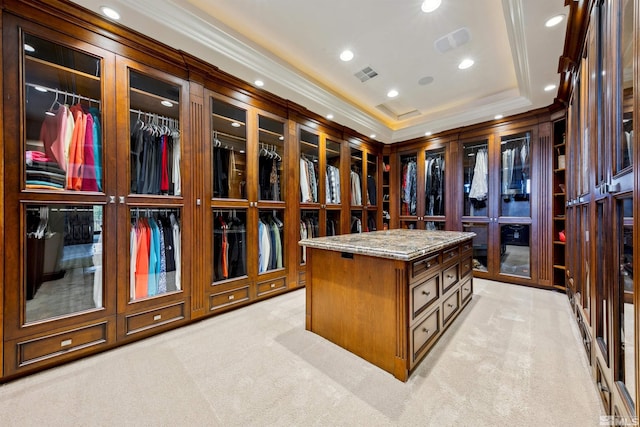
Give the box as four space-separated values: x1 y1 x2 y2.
25 204 103 323
500 224 531 277
463 222 488 272
619 198 634 406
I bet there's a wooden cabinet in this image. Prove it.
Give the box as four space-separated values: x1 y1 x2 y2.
205 92 290 313
552 117 567 291
560 0 638 420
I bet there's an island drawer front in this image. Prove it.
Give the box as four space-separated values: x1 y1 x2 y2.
257 277 287 297
411 253 441 282
442 263 460 294
410 275 439 322
460 256 473 278
443 289 460 325
461 278 473 303
210 286 251 311
460 240 473 255
442 246 459 264
411 308 440 363
125 302 186 336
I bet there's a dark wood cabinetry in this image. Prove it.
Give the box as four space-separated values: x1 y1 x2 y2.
559 0 638 420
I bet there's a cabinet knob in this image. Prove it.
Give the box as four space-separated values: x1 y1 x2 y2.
119 196 125 204
196 198 201 206
422 290 431 296
447 303 454 308
446 274 454 279
425 262 431 268
422 328 430 334
109 195 116 204
463 287 470 291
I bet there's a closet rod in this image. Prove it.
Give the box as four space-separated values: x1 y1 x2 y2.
130 108 178 124
25 83 101 105
213 130 246 142
501 136 530 145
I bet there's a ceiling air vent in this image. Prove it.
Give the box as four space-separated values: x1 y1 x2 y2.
434 27 471 54
354 66 378 83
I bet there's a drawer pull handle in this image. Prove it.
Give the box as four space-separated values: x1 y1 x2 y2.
598 382 609 393
228 295 235 300
424 261 431 268
422 290 431 296
447 303 454 308
446 274 454 279
61 339 72 347
464 264 469 269
463 287 470 291
153 314 162 321
422 328 430 334
270 283 276 288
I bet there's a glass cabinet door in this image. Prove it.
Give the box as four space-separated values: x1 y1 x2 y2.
350 147 363 207
463 140 489 218
300 129 320 204
499 132 532 278
258 115 285 202
366 152 379 232
212 99 247 200
12 27 115 329
23 34 104 193
258 208 285 274
325 139 342 206
425 147 445 230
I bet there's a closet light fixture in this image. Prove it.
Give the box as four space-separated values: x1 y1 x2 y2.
231 122 241 127
340 50 354 62
545 14 565 28
387 89 399 98
458 58 474 70
254 79 264 87
161 100 173 107
544 84 557 92
100 6 121 20
421 0 442 13
24 44 35 53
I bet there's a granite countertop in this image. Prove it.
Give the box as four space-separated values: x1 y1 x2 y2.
299 229 476 261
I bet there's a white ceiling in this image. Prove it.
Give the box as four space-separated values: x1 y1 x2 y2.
71 0 568 143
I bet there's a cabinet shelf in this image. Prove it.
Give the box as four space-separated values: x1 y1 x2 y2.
553 264 566 270
553 241 566 245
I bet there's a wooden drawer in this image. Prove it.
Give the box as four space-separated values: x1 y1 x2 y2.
461 278 473 303
125 302 186 336
257 277 287 297
15 322 109 368
411 308 440 364
411 253 440 283
460 239 473 255
442 245 459 264
410 275 439 322
443 289 460 325
442 263 460 294
210 285 250 311
460 256 473 278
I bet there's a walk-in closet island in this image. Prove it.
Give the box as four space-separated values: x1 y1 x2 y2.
300 229 475 381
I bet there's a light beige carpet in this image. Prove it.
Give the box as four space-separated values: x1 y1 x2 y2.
0 279 604 426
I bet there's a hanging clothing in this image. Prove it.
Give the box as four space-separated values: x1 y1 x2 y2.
326 165 341 204
425 154 445 216
350 170 362 205
300 158 312 202
469 149 488 202
401 159 417 216
367 175 377 206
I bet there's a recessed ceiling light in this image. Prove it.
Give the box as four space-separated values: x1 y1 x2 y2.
387 89 399 98
231 122 241 127
425 131 432 136
34 86 48 93
458 58 474 70
254 80 264 87
161 100 173 107
340 50 354 62
495 114 503 120
100 6 121 20
545 14 565 28
421 0 442 13
24 44 35 53
544 84 557 92
370 134 376 139
326 114 334 120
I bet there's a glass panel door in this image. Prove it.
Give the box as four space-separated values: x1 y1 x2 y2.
618 198 634 408
212 100 247 200
425 147 445 230
258 116 285 202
